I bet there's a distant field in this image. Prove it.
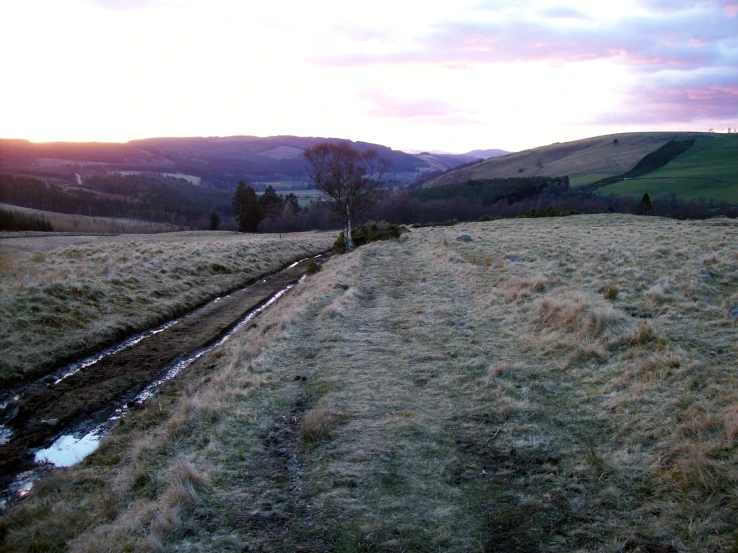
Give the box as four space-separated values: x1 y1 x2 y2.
569 172 619 188
4 215 737 552
596 134 738 203
0 231 334 388
0 203 179 234
256 187 325 208
292 189 325 207
162 173 202 185
252 181 311 191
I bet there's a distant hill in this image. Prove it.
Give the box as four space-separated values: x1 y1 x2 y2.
0 136 478 190
590 134 738 204
422 131 738 204
463 148 511 159
424 133 701 187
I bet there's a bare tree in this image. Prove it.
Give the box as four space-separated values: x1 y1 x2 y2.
303 141 391 252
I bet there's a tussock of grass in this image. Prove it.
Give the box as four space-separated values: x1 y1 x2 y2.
629 320 656 345
300 408 341 444
3 214 738 552
533 292 624 340
604 284 619 300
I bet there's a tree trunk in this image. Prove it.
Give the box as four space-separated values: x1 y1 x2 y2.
345 216 355 252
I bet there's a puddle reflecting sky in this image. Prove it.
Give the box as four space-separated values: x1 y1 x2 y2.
35 432 102 467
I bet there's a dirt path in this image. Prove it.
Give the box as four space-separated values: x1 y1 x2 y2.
0 255 327 497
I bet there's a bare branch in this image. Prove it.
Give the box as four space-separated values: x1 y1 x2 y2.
303 141 392 251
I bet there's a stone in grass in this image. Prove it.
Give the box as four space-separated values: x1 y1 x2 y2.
730 305 738 320
508 257 525 264
697 269 712 277
456 235 473 242
334 283 349 290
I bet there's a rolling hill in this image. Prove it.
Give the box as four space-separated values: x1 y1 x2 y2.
463 148 510 159
593 134 738 203
422 131 738 204
0 136 491 190
423 132 699 186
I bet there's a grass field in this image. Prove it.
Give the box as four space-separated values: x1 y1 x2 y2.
596 135 738 203
424 132 694 187
291 189 325 208
255 187 325 208
569 172 619 188
2 215 737 552
0 231 334 389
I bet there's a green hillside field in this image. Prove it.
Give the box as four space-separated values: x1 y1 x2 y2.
595 134 738 203
424 132 695 188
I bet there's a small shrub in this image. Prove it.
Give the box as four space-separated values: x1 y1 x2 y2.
306 259 321 274
333 221 410 254
604 285 619 300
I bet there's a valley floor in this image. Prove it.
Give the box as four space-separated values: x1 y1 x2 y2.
2 215 737 552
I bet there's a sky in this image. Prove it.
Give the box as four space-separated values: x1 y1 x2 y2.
0 0 736 153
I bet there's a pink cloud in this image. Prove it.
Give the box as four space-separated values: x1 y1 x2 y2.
725 4 738 15
595 77 738 125
359 91 479 125
316 4 737 74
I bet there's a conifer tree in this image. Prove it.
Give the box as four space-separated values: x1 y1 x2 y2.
232 180 260 232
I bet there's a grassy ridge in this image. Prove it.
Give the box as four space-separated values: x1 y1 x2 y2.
3 216 737 551
0 231 334 389
425 132 738 205
597 134 738 203
587 139 695 189
424 132 686 187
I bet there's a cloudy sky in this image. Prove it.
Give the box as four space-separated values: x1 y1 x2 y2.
1 0 736 152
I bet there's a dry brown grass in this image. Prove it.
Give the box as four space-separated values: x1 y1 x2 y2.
2 214 737 552
0 230 333 387
300 407 342 444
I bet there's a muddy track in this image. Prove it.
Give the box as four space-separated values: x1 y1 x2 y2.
0 255 328 495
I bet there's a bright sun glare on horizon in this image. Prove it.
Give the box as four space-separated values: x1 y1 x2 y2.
0 0 736 152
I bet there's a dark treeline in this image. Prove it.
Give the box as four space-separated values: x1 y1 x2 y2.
3 172 735 235
410 176 570 206
0 174 233 229
589 139 695 190
0 208 53 231
257 180 737 233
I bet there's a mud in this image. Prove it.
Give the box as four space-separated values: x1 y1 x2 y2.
0 255 329 499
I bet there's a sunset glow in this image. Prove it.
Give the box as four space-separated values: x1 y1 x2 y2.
1 0 736 152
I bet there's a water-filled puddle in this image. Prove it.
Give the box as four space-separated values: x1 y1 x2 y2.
34 281 300 469
53 319 181 384
35 431 102 467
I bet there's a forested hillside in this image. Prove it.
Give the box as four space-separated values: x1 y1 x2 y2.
0 136 482 190
0 174 232 228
